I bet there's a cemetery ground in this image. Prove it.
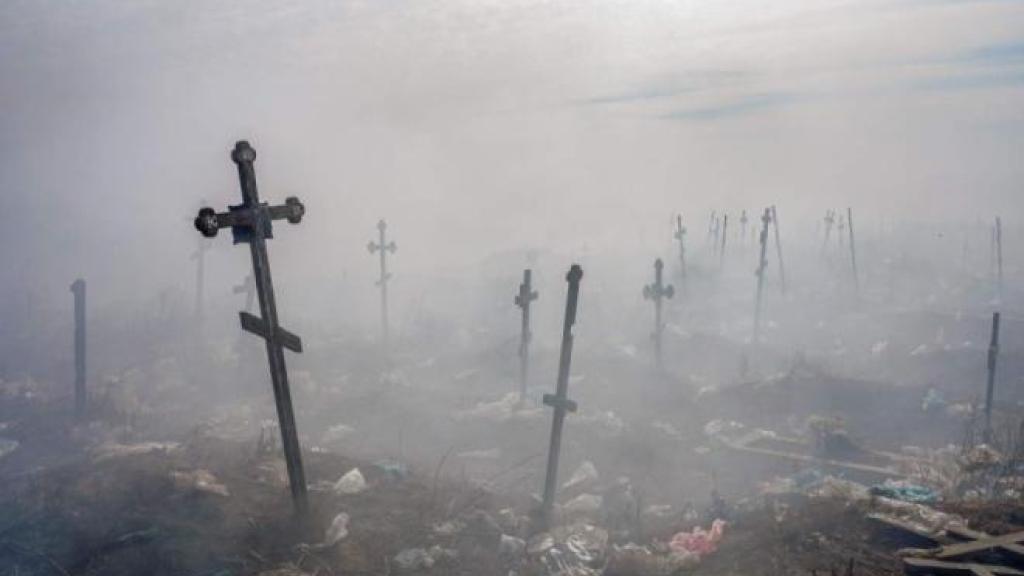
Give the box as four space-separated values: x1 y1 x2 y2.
2 256 1023 575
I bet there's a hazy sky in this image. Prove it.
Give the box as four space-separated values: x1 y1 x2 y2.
1 0 1022 313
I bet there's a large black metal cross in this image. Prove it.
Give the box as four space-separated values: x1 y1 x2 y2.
540 264 583 527
515 269 538 404
753 208 771 343
194 140 309 516
367 219 397 348
674 214 687 282
643 258 674 370
71 278 87 417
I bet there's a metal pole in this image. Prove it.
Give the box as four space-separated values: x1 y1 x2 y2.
984 311 1001 443
71 278 86 417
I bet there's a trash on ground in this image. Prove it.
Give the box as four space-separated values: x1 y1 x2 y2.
870 479 939 504
562 460 599 491
668 519 726 561
170 469 230 497
333 467 367 495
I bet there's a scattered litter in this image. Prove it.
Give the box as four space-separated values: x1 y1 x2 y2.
456 447 501 460
873 497 965 535
322 512 349 546
455 393 543 423
562 460 599 491
321 423 355 445
576 410 625 436
499 534 526 557
92 441 180 462
607 542 698 575
333 468 367 495
392 546 456 572
870 479 938 504
432 520 463 537
0 438 18 460
921 388 946 412
668 519 726 561
563 493 603 515
528 524 608 576
373 458 408 480
170 469 230 497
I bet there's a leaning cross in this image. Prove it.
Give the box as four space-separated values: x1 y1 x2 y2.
753 208 771 343
514 268 539 404
821 209 835 255
540 264 584 527
984 311 1001 443
847 207 859 300
674 214 687 281
71 278 87 417
643 258 674 370
719 214 729 269
194 140 309 516
233 274 256 313
367 219 397 348
771 206 787 294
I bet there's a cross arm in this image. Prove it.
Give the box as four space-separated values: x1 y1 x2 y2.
240 312 303 353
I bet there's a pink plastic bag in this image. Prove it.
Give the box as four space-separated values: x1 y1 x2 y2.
668 519 726 559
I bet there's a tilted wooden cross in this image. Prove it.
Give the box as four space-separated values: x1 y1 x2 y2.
194 140 309 516
674 214 687 281
514 269 538 404
540 264 583 527
753 208 771 343
643 258 674 370
367 219 397 349
71 278 87 417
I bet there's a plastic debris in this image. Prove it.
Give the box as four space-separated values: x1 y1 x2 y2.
334 468 367 495
323 512 350 546
0 438 18 460
392 546 455 572
373 458 408 480
455 393 544 423
870 479 938 504
564 493 603 515
668 519 726 560
499 534 526 557
170 469 230 497
321 423 355 445
92 441 180 462
562 460 599 491
921 388 946 412
528 524 608 576
456 447 501 460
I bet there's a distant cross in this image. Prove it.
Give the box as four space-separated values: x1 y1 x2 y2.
707 211 717 245
740 210 749 246
233 273 256 313
71 278 87 417
984 311 1001 443
753 208 771 343
821 210 835 255
540 264 583 527
194 140 309 516
192 207 213 322
771 206 787 294
719 214 728 269
514 268 538 404
367 219 397 348
643 258 674 370
847 207 859 300
674 214 687 282
837 214 846 248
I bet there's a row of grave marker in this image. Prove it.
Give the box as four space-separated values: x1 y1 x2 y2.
65 141 1007 527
